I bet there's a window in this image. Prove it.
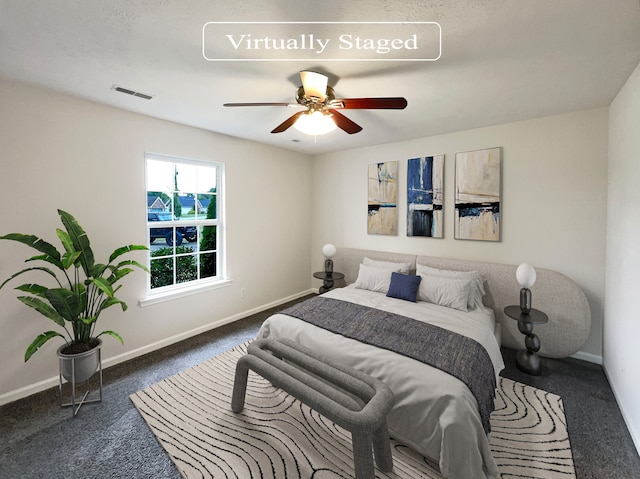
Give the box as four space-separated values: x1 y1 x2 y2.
145 153 224 294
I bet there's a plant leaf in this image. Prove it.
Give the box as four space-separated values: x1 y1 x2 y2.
80 316 97 326
109 244 148 263
61 251 82 270
56 228 75 255
15 283 49 297
113 259 150 274
57 210 95 278
0 233 62 268
90 277 114 298
106 267 134 285
96 330 124 344
25 331 65 362
91 263 108 277
0 266 61 290
17 296 66 327
72 282 87 313
25 254 66 270
100 297 127 312
44 288 82 322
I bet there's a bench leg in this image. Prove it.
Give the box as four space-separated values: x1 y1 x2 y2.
372 422 393 472
231 356 250 413
352 432 374 479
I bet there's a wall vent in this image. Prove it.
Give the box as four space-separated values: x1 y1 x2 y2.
112 85 153 100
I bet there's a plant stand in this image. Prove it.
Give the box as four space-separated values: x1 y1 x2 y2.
59 348 103 417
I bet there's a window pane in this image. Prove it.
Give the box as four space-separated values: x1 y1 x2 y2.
199 225 216 252
149 226 187 247
150 256 173 289
182 224 198 246
147 159 174 192
197 194 216 220
147 195 170 214
175 195 196 222
172 194 183 219
200 252 217 279
197 165 217 193
175 163 197 192
176 251 197 284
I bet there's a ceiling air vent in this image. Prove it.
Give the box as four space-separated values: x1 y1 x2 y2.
112 85 153 100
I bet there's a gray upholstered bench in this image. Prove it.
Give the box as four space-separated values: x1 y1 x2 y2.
231 338 395 479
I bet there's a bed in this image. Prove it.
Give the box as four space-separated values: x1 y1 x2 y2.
257 248 591 479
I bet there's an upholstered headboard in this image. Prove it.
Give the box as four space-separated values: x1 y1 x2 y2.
331 247 591 359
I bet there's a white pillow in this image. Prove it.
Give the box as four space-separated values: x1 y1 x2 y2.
418 274 473 312
354 263 400 293
363 257 412 274
416 264 486 309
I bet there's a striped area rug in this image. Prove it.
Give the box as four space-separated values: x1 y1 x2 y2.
130 343 576 479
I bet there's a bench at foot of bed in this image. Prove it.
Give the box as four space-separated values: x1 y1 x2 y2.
231 338 395 479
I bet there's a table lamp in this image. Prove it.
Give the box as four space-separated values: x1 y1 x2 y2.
322 243 336 276
516 263 536 314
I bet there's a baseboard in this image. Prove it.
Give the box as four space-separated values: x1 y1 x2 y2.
570 350 602 364
0 289 314 407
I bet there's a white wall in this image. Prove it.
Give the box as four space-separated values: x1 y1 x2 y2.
311 108 609 361
0 78 313 403
606 61 640 451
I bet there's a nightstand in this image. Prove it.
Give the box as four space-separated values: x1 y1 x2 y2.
504 305 548 376
313 271 344 294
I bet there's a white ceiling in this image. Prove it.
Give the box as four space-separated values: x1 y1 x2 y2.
1 0 640 155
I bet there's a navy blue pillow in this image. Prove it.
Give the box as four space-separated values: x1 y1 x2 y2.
386 272 422 302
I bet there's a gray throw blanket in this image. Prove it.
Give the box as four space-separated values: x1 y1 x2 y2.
281 296 496 433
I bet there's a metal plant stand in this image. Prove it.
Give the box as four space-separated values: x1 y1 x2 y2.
59 348 103 417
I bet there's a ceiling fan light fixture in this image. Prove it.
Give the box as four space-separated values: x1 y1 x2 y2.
293 110 337 136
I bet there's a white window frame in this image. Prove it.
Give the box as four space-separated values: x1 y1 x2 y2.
141 152 229 306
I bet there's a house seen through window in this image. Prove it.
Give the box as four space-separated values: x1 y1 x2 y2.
146 153 223 291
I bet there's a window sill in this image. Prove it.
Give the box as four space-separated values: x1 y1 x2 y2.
139 279 233 307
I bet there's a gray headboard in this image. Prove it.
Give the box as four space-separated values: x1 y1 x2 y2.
332 247 591 359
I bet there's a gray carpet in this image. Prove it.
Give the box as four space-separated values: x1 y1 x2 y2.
1 294 639 478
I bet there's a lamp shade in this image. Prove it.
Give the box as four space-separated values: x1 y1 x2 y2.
293 111 337 135
516 263 537 288
322 243 336 259
299 70 328 101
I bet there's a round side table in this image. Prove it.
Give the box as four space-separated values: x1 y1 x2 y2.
313 271 344 294
504 305 548 376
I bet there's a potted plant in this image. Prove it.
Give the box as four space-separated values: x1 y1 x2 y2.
0 209 148 384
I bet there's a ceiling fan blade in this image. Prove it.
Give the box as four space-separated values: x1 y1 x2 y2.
300 71 328 102
329 110 363 134
223 102 296 107
271 111 306 133
334 97 408 110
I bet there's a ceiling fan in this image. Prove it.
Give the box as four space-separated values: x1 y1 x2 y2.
223 71 408 135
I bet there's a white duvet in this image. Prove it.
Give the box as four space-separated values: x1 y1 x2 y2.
257 286 505 479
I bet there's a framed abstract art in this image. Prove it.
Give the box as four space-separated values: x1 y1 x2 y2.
454 147 502 241
368 161 398 235
407 155 444 238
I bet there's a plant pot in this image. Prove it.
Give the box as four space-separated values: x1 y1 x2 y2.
57 338 102 383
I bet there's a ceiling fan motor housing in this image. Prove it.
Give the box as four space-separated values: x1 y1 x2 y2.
296 85 336 106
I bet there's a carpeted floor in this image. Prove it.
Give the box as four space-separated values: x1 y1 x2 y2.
1 294 639 478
